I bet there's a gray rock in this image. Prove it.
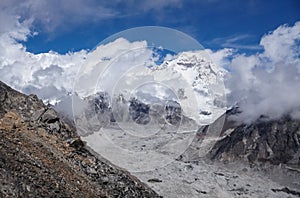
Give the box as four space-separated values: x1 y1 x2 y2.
147 178 163 183
67 138 85 149
49 121 60 131
129 98 151 125
41 108 59 123
32 108 46 121
208 113 300 166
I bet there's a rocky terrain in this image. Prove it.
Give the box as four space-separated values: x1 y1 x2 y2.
209 109 300 167
0 81 160 197
180 107 300 167
73 91 300 197
1 79 300 198
127 108 300 198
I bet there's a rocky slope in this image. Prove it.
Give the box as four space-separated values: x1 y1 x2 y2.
178 106 300 167
208 109 300 167
0 81 160 197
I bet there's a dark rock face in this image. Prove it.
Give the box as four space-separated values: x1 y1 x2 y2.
41 108 60 123
208 112 300 166
84 91 115 127
129 98 151 125
84 91 184 126
164 100 182 125
128 98 183 126
0 81 160 197
94 92 110 114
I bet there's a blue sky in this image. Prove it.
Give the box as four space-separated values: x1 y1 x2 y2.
22 0 300 54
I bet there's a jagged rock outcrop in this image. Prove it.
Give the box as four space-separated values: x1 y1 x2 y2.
0 81 160 197
178 106 300 168
208 110 300 167
129 98 151 125
80 92 185 128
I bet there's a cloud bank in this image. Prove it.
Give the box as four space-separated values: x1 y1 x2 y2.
0 0 117 33
0 0 182 36
226 21 300 123
0 4 87 106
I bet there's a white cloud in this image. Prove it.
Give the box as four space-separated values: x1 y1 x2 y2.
0 5 87 105
0 0 183 35
204 48 234 70
74 38 152 97
210 34 263 50
260 22 300 64
225 21 300 123
0 0 117 34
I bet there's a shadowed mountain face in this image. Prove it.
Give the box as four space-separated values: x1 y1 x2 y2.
178 107 300 168
129 98 151 125
0 81 160 197
212 119 300 166
207 109 300 166
83 91 185 127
